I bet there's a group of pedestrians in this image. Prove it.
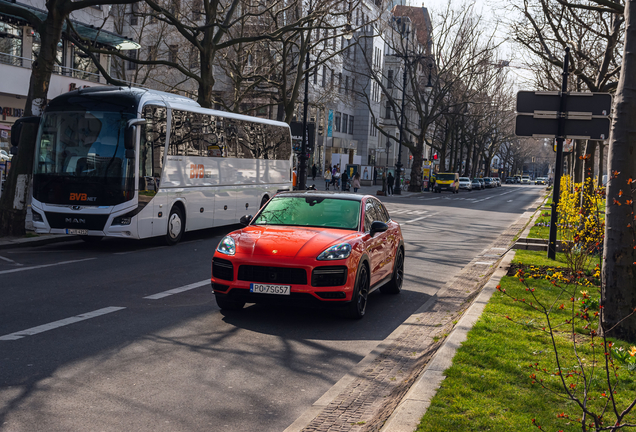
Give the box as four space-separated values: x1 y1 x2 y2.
322 165 361 193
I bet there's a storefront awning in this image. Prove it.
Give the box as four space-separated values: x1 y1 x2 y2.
0 3 140 50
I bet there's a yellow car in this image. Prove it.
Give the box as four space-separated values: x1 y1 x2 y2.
434 172 459 194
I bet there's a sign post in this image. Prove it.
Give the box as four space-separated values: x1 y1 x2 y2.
514 48 611 260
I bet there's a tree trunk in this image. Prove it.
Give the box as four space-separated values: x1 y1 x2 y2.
602 0 636 342
0 3 65 236
408 139 423 192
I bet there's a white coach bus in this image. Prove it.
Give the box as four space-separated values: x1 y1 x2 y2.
29 87 292 244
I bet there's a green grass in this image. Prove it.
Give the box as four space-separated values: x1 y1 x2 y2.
417 252 634 432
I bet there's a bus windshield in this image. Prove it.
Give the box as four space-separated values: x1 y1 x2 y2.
33 110 136 206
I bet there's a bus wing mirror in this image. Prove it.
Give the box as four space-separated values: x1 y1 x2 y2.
125 118 146 150
11 116 40 148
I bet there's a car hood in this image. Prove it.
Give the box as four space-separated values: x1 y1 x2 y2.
232 226 359 258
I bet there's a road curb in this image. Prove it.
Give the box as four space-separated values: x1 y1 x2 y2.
380 249 516 432
0 234 80 250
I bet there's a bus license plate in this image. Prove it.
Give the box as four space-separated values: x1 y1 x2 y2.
250 283 291 295
66 229 88 235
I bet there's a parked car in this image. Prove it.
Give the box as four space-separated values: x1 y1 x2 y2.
521 176 531 184
210 192 405 319
476 178 485 189
471 179 482 190
0 149 11 161
434 172 460 194
459 177 472 191
493 177 501 187
505 177 515 184
483 177 495 188
514 175 521 183
535 177 547 185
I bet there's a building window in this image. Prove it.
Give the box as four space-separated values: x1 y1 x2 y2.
0 22 23 67
385 101 391 119
330 68 334 88
387 70 393 89
189 49 199 69
322 65 326 87
351 78 355 96
130 3 139 25
338 72 342 93
334 112 341 132
349 115 354 135
313 68 318 84
127 50 137 70
169 45 178 63
192 0 203 20
345 76 349 94
342 114 348 134
148 46 157 61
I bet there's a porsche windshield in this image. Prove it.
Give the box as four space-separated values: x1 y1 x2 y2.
252 196 361 230
32 110 136 206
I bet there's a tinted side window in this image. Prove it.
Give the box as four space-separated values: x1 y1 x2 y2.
168 110 199 156
373 199 389 222
364 200 379 232
141 105 166 179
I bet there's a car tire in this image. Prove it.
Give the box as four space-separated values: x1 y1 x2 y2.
381 247 404 295
166 206 184 245
215 294 245 311
346 263 369 319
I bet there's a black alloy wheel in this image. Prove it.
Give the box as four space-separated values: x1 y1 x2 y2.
347 264 369 319
166 206 184 245
381 247 404 294
215 294 245 311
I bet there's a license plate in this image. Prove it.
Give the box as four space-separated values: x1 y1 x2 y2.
250 283 291 295
66 229 88 235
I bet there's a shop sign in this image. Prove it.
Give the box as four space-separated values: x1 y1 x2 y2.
0 107 24 121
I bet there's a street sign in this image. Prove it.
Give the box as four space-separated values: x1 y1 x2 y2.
515 115 611 140
517 91 612 116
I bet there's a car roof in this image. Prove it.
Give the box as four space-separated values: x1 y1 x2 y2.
276 190 366 202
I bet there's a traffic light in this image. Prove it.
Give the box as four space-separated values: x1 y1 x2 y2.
433 153 438 160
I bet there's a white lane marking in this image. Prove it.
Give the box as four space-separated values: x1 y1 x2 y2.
418 197 441 201
0 257 96 275
404 213 438 224
491 247 507 250
144 279 209 299
474 261 495 266
0 306 126 341
507 200 513 202
0 255 22 265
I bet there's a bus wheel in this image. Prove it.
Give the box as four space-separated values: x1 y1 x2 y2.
260 195 269 208
166 206 184 245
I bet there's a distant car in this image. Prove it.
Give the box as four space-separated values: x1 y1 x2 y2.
0 149 11 161
459 177 472 191
514 176 521 183
493 177 501 187
535 177 547 185
483 177 495 188
505 177 515 184
521 176 531 184
476 178 485 189
471 179 482 190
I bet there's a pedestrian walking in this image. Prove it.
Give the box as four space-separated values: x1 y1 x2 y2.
352 172 361 193
387 172 394 196
324 168 332 190
311 164 317 181
341 170 349 191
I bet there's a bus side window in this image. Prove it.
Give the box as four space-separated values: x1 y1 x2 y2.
141 105 166 191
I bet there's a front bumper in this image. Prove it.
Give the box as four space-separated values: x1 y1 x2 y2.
211 254 357 306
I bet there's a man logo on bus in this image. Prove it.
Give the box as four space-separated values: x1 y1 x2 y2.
190 164 205 179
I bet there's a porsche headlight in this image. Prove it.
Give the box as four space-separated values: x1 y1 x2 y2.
317 243 352 260
217 236 236 255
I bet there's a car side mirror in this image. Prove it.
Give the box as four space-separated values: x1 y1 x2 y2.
240 214 253 226
370 221 388 237
124 118 146 150
11 116 40 148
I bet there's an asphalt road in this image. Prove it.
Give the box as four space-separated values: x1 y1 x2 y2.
0 185 545 432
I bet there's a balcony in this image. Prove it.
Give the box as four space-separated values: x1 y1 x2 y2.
0 53 107 99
